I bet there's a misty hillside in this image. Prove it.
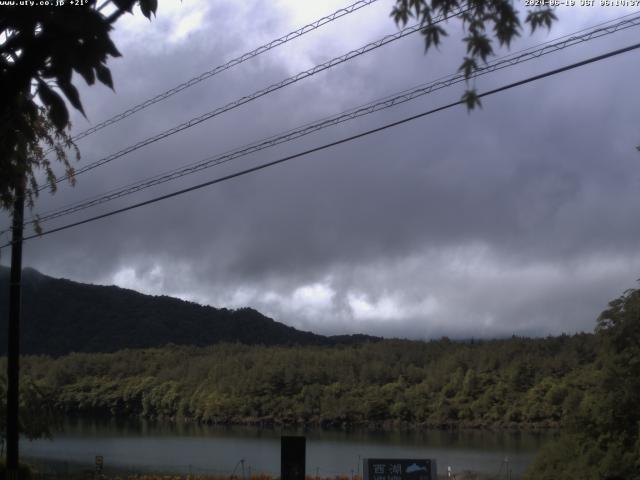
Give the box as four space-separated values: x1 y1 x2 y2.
0 267 379 356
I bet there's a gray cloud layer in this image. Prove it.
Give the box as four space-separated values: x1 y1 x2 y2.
2 1 639 339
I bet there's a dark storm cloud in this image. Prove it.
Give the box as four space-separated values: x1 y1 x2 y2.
4 2 640 338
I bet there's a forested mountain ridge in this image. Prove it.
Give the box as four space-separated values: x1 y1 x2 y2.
0 267 379 355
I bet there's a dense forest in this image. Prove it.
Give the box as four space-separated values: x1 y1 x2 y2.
11 335 597 429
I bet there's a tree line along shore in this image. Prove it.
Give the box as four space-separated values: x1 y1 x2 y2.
10 335 595 429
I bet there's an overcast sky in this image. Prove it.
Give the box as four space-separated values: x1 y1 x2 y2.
2 0 639 339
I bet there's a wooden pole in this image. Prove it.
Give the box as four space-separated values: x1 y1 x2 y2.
6 180 24 478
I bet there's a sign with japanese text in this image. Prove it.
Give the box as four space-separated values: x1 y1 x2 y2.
363 459 436 480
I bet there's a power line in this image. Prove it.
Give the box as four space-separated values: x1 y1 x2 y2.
6 0 379 158
19 13 640 231
62 0 383 145
43 6 468 190
4 41 638 250
2 12 636 236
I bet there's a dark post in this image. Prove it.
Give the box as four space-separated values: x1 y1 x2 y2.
6 181 24 479
281 436 306 480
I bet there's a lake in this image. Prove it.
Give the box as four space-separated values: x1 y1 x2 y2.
22 418 554 478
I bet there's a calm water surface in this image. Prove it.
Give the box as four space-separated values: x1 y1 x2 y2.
22 418 554 478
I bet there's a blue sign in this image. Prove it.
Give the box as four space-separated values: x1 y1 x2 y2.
364 459 436 480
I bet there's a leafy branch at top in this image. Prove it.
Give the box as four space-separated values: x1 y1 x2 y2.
0 0 158 213
391 0 557 111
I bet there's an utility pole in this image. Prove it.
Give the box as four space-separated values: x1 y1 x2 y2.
6 179 25 479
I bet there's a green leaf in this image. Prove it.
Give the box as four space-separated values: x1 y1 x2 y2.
58 80 86 117
112 0 136 13
101 35 122 58
493 3 521 47
95 63 114 90
459 56 478 79
76 62 96 85
461 89 482 112
37 80 69 131
391 6 410 26
545 11 557 29
526 9 557 33
139 0 158 19
422 23 447 51
466 32 493 62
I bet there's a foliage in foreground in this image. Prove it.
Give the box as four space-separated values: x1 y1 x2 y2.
1 1 158 210
524 288 640 479
391 0 556 109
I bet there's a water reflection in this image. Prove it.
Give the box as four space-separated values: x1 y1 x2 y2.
23 417 554 478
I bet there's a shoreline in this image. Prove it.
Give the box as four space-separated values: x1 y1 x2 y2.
57 412 561 433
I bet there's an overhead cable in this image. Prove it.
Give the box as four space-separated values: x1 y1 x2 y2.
3 41 637 249
67 0 382 144
43 5 469 190
22 13 640 230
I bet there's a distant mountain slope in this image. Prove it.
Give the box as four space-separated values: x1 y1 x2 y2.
0 267 379 355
